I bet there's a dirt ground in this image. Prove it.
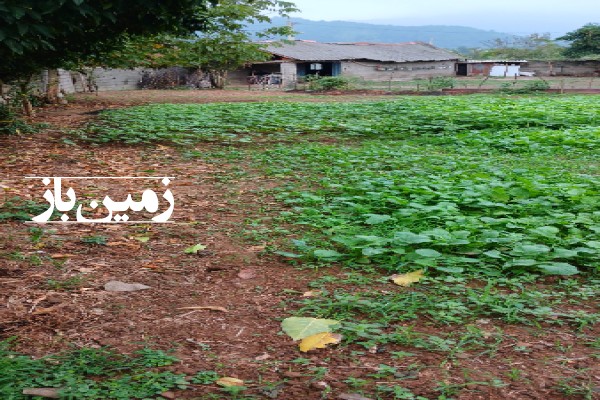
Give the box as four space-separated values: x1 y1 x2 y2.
0 90 598 400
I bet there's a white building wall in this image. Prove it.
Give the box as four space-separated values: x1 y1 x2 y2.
280 62 297 87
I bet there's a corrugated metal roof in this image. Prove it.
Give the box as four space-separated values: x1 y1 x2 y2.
263 40 462 62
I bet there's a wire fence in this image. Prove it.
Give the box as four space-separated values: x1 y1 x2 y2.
241 76 600 92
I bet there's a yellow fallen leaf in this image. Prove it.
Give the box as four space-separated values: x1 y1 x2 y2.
216 377 244 387
391 270 424 287
299 332 342 352
302 290 322 298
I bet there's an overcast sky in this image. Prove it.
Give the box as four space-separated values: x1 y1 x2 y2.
289 0 598 36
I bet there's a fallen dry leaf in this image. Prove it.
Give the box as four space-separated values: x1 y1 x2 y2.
22 388 61 398
391 269 424 287
302 290 322 298
299 332 342 352
338 393 375 400
50 253 75 259
237 269 256 280
104 281 151 292
216 377 244 387
247 245 266 252
177 306 228 312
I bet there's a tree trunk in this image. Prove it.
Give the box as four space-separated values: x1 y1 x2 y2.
209 71 227 89
46 69 60 104
19 80 34 117
22 97 33 117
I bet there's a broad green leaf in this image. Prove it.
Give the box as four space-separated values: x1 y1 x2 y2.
365 214 392 225
394 232 431 244
552 248 578 258
511 258 538 266
185 243 207 254
530 226 560 237
281 317 340 341
415 249 442 258
510 244 551 256
537 263 579 276
483 250 502 258
313 249 342 259
275 251 303 258
362 247 387 256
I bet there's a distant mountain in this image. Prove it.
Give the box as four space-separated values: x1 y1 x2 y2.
248 17 516 50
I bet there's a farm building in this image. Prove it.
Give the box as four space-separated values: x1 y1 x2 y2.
228 40 463 87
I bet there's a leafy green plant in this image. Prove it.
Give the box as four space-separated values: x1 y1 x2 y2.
47 276 85 291
427 76 456 90
81 235 108 245
0 104 44 135
305 75 354 91
0 342 188 400
0 196 54 221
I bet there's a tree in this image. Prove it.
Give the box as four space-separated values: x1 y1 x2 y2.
557 23 600 58
463 33 564 60
0 0 217 84
83 0 297 89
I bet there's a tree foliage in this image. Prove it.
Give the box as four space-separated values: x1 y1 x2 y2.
557 23 600 59
461 33 564 60
86 0 297 88
0 0 217 82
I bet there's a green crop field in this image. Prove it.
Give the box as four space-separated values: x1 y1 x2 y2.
4 94 597 399
86 94 600 330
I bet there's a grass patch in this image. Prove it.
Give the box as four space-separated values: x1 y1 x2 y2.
0 342 187 400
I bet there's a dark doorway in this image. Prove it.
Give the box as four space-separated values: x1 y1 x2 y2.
298 62 341 77
456 63 468 76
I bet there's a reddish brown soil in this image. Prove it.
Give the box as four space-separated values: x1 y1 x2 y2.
0 90 598 400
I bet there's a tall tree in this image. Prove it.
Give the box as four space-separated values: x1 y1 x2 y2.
464 33 564 60
83 0 297 89
0 0 216 83
557 23 600 58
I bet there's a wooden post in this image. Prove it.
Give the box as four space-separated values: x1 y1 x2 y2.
46 69 60 104
560 79 565 94
19 79 34 117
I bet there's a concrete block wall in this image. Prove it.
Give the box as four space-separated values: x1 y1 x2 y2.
341 60 456 81
523 60 600 77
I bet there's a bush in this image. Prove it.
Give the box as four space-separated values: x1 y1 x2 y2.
0 104 40 135
306 75 353 91
427 76 456 90
499 80 550 94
